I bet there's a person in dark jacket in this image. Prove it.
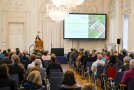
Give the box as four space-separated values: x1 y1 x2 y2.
0 64 18 90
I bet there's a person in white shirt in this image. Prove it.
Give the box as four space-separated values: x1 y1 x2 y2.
91 54 105 74
28 54 42 69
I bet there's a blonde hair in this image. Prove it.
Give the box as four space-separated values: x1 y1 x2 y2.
27 70 42 85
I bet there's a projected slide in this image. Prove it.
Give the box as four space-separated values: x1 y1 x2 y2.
64 13 106 39
64 15 89 38
88 15 105 38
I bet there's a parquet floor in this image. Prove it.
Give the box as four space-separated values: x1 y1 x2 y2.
61 64 102 90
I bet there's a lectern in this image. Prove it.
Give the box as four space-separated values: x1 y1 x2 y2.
35 40 43 51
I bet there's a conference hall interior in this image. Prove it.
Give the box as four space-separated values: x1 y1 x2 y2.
0 0 134 90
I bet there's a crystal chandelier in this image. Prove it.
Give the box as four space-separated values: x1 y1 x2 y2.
47 0 85 22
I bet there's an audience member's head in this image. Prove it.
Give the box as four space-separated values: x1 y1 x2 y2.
51 54 56 63
0 64 9 78
97 54 103 60
123 56 131 64
25 67 39 80
7 48 11 53
3 50 7 54
82 84 95 90
129 52 134 59
11 54 20 64
130 60 134 69
43 50 48 55
34 59 42 67
30 54 36 62
27 70 42 85
62 69 76 86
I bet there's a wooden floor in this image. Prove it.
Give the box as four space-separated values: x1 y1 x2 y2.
61 64 102 90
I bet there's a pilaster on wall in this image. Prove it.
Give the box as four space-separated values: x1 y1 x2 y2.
0 0 1 48
1 0 30 50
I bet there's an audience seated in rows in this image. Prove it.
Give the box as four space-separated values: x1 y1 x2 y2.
0 64 18 90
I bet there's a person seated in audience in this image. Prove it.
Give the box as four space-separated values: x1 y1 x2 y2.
22 67 39 86
0 50 7 59
129 52 134 59
42 50 51 60
91 54 105 74
34 59 46 79
16 48 20 55
120 60 134 87
121 56 131 71
0 52 12 65
23 70 45 90
46 54 63 77
0 64 18 90
28 54 43 69
60 69 80 89
107 54 117 67
8 54 25 85
81 83 95 90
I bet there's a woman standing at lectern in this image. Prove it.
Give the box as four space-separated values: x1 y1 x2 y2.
35 35 41 42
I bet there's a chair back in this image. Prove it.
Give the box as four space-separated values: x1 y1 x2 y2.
49 77 63 90
59 87 81 90
86 62 93 70
9 74 19 86
114 71 124 86
49 69 62 78
96 64 104 77
107 67 116 80
128 78 134 90
50 72 64 77
0 87 11 90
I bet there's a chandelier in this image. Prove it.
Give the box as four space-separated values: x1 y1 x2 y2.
47 0 85 22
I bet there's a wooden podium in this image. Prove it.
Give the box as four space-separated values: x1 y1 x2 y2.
35 40 43 51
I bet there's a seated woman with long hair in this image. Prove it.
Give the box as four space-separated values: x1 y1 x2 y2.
0 64 18 90
60 69 80 90
23 70 45 90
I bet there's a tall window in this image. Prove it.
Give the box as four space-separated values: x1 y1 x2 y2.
123 14 129 50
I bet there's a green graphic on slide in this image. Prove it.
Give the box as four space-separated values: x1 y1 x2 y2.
88 15 105 38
